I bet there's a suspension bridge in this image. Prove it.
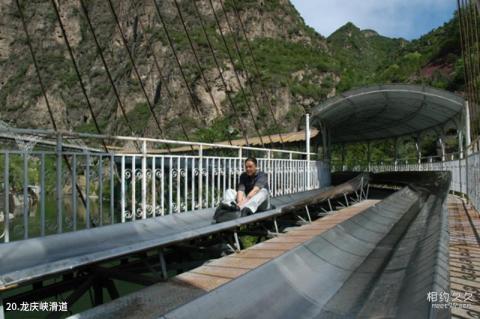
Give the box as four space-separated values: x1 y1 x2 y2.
1 0 480 318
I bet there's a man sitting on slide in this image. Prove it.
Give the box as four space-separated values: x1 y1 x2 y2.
219 157 270 216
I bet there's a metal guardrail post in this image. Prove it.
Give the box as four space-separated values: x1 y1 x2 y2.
3 153 9 242
306 114 311 190
141 141 147 219
56 134 63 233
199 146 203 209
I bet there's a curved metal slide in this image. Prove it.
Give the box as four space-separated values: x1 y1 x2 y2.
161 172 451 319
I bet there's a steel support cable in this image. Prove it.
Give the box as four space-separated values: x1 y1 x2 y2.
207 0 266 148
14 0 56 131
465 0 480 129
458 0 478 136
49 0 109 152
152 0 205 122
468 0 480 131
464 0 480 135
171 0 233 146
15 0 89 211
218 0 275 146
173 0 222 118
133 4 193 145
105 0 172 153
464 0 478 114
191 0 250 146
78 0 137 141
229 0 286 147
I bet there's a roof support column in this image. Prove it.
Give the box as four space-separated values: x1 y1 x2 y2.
394 138 399 171
367 141 371 171
341 143 346 171
438 136 446 162
415 134 422 164
305 114 311 189
458 130 464 159
319 121 329 162
465 100 472 153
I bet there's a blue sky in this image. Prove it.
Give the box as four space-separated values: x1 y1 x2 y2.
290 0 458 40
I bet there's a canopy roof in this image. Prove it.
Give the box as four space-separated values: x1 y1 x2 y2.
311 84 465 144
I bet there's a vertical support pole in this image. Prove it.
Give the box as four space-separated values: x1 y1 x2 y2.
98 156 103 226
344 193 349 206
233 230 241 252
110 155 114 224
199 146 203 209
23 149 28 239
459 130 464 159
328 198 333 212
141 141 147 219
341 144 345 171
71 155 78 230
86 153 91 227
3 154 9 242
267 150 272 196
0 295 4 319
121 156 126 223
415 134 422 164
305 205 312 223
289 153 293 194
152 156 156 216
394 138 399 171
159 249 168 280
56 134 63 233
306 113 311 190
439 136 446 162
465 100 471 153
273 217 280 235
367 141 371 171
41 153 46 236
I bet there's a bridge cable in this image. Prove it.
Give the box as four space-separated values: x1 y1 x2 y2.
152 0 205 123
14 0 89 211
78 0 137 142
132 2 205 148
218 1 274 147
105 0 172 152
49 0 109 152
467 0 480 132
465 0 480 133
229 1 286 147
173 0 223 118
172 0 234 147
191 0 250 147
217 0 275 146
457 0 476 136
460 0 480 135
206 0 266 148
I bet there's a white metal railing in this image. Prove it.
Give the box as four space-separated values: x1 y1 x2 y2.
333 148 480 213
0 128 329 243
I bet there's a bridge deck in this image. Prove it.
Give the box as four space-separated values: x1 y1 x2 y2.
69 199 379 319
0 174 367 291
0 188 320 290
448 196 480 318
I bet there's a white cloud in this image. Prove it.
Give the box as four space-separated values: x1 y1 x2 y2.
291 0 457 40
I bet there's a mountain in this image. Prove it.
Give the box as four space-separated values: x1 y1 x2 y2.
327 22 408 91
0 0 465 143
384 14 464 92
